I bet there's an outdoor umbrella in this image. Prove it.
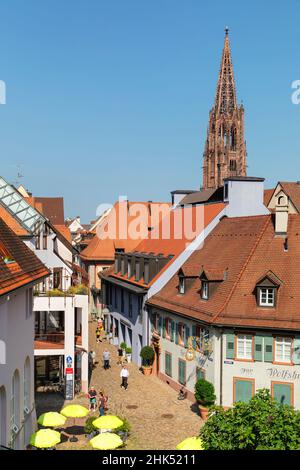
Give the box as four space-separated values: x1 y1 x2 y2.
176 436 204 451
89 432 123 450
38 412 66 428
61 405 89 442
30 429 61 449
92 415 123 432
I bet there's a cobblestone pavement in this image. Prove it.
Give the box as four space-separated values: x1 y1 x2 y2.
36 322 202 450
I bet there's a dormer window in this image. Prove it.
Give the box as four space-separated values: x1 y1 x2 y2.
259 287 275 307
256 271 281 308
201 281 209 300
179 276 185 294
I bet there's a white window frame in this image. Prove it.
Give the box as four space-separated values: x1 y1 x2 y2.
179 277 185 294
236 334 253 360
275 337 292 364
259 287 275 307
202 281 209 300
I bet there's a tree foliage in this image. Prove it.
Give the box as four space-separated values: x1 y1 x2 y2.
200 389 300 450
140 346 155 366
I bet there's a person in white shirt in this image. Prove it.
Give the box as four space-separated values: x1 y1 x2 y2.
120 365 129 390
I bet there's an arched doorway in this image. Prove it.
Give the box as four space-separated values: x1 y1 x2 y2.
11 369 20 449
24 357 32 447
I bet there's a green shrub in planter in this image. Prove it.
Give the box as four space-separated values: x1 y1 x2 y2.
120 342 127 350
115 417 131 434
140 346 155 367
84 416 97 435
194 379 216 407
125 347 132 354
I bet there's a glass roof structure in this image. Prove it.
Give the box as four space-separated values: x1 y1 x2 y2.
0 176 45 234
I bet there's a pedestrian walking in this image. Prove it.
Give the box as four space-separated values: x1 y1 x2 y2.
103 349 110 370
98 390 108 416
88 386 97 412
90 350 96 367
96 327 101 343
117 346 123 365
120 365 129 390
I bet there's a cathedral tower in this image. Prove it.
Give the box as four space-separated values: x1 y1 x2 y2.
202 28 247 190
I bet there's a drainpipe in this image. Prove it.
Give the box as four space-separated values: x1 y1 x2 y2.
220 328 223 406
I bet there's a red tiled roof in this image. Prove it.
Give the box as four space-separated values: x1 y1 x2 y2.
0 206 29 236
54 224 72 243
25 196 65 224
0 218 50 296
103 202 225 288
277 182 300 213
148 213 300 330
80 201 172 261
263 189 274 207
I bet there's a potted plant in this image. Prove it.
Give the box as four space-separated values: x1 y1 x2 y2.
194 379 216 421
115 417 131 442
125 347 132 363
140 346 155 375
84 416 97 439
120 342 127 356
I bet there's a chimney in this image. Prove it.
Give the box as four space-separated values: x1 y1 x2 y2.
275 193 289 235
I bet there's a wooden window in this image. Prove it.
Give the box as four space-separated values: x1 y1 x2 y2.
179 277 185 294
274 337 292 364
165 352 172 377
35 234 40 250
233 378 255 403
178 324 185 346
271 381 293 406
259 287 275 307
53 268 62 289
178 359 186 385
201 281 209 300
236 334 253 360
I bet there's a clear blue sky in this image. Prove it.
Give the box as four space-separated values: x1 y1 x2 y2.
1 0 300 222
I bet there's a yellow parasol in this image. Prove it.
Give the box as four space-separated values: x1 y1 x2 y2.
30 429 61 449
61 405 89 442
89 432 123 450
176 436 204 450
38 412 66 428
92 415 123 431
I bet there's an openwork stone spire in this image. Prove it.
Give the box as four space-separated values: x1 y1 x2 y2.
202 28 247 190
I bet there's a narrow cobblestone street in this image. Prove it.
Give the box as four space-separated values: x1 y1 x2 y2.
36 321 202 450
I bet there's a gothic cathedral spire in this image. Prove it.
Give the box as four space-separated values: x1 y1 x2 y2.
202 28 247 190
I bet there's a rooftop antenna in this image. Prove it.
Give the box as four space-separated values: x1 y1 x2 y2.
12 164 24 188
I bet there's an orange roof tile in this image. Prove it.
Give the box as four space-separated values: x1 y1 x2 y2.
0 218 50 296
148 213 300 331
80 201 172 261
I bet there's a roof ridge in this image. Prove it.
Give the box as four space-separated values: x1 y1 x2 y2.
211 215 271 323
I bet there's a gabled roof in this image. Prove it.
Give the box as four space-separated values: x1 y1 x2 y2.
80 201 172 262
0 218 50 296
148 213 300 330
200 268 225 281
25 196 65 224
277 182 300 213
102 202 225 288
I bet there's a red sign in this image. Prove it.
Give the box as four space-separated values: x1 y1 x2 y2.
65 368 73 374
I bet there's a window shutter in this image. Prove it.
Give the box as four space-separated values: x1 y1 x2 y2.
293 338 300 365
162 318 166 339
264 335 273 362
254 335 263 362
178 360 186 385
226 333 235 359
175 323 179 345
165 353 172 377
185 326 190 348
170 320 175 342
158 316 162 336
